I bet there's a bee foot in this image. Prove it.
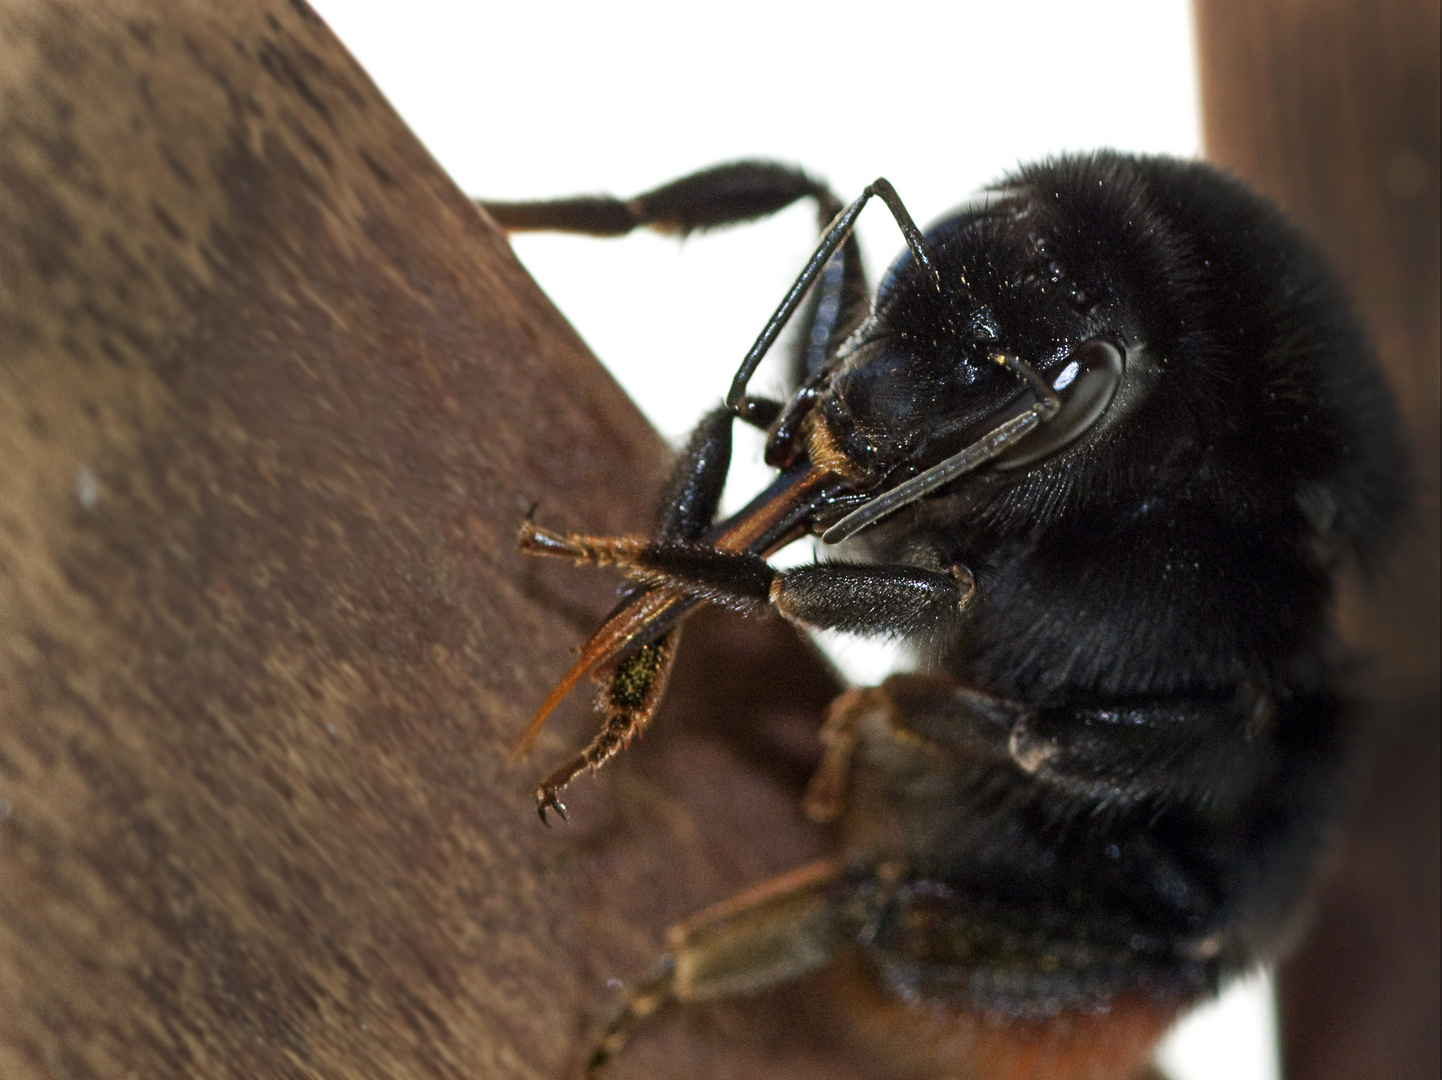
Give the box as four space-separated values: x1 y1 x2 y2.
536 787 569 825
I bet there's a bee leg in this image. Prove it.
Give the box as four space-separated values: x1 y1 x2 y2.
479 160 840 238
1001 687 1309 822
520 532 974 634
518 407 745 809
766 561 977 637
532 631 681 823
555 539 980 636
802 685 882 823
656 408 746 541
586 856 844 1076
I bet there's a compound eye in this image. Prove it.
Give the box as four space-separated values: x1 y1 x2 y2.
994 338 1124 470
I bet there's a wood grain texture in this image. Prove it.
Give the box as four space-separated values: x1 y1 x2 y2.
0 2 847 1077
1195 3 1441 1079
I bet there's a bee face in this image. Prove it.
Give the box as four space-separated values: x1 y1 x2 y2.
786 178 1163 530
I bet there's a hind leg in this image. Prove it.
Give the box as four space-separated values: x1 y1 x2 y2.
585 857 845 1076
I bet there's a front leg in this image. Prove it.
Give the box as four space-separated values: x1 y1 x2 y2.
516 525 973 818
518 527 975 639
520 406 765 820
656 406 774 540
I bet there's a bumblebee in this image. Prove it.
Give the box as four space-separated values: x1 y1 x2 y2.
482 153 1407 1078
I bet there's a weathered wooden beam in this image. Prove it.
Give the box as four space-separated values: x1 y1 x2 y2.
0 2 841 1077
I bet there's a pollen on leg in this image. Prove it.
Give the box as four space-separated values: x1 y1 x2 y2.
595 634 678 752
528 631 682 824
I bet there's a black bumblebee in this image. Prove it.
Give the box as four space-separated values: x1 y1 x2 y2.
483 153 1407 1078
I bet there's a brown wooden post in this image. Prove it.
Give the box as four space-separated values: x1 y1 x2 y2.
1195 3 1441 1079
0 2 844 1077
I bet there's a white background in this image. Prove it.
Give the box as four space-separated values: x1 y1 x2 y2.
307 3 1279 1078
